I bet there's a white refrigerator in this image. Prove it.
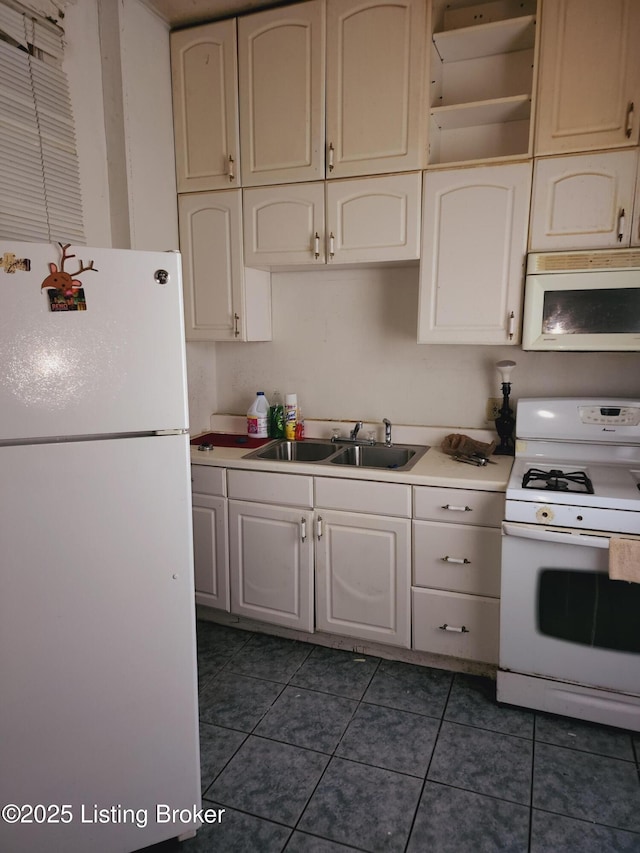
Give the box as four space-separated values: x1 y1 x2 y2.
0 242 201 852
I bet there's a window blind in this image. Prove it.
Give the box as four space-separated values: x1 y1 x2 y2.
0 2 85 243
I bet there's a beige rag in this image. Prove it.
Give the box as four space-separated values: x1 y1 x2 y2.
609 537 640 583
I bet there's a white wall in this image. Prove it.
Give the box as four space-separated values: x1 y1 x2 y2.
215 265 640 429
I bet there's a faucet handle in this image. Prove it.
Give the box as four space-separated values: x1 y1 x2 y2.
383 418 392 446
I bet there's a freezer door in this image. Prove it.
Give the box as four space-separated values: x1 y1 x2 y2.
0 434 201 853
0 242 189 441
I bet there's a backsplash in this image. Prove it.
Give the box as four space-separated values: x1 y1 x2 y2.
189 265 640 435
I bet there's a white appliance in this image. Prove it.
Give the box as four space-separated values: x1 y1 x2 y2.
0 242 201 852
498 398 640 732
522 249 640 350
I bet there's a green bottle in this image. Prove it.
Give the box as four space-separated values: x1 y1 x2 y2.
268 391 285 439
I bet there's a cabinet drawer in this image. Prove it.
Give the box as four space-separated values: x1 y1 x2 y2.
315 477 411 518
413 486 503 527
191 464 227 497
412 588 499 664
228 469 313 508
413 521 501 597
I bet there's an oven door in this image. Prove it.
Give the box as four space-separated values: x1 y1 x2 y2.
500 522 640 696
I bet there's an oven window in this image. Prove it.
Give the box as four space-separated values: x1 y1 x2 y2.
538 569 640 653
542 288 640 335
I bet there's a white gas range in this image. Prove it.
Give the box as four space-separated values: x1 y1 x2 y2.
498 399 640 732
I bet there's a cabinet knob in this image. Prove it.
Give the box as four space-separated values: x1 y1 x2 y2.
328 142 335 172
314 231 320 259
301 517 307 542
328 232 335 259
234 313 240 337
507 311 515 340
618 208 626 242
227 154 235 182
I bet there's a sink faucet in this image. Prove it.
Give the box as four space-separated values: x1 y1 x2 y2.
350 421 363 440
383 418 392 446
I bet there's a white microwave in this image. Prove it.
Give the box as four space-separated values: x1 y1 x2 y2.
522 249 640 351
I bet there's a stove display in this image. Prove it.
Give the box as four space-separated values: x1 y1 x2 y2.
522 468 594 494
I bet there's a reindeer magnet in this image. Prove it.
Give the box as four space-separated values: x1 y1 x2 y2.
41 243 97 312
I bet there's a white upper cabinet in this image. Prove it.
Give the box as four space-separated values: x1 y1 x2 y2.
535 0 640 155
178 190 271 342
325 0 427 179
171 20 241 192
417 161 532 344
428 0 539 167
243 173 422 267
529 150 640 251
238 1 326 186
238 0 427 186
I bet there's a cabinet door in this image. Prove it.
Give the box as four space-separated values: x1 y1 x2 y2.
171 20 240 192
535 0 640 154
417 162 532 344
192 494 230 611
178 190 271 342
243 183 326 266
327 173 422 264
315 510 411 648
238 0 325 186
229 501 314 631
326 0 426 179
529 150 639 251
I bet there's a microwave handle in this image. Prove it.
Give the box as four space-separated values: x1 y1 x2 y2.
502 522 610 549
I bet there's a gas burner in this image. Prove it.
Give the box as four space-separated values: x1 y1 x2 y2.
522 468 595 494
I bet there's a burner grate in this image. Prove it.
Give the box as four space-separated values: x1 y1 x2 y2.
522 468 595 494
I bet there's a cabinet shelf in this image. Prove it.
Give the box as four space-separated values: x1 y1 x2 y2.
431 94 531 131
433 14 536 62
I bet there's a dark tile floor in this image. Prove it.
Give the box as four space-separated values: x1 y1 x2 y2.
159 621 640 852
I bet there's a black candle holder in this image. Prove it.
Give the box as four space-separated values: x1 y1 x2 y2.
494 380 515 455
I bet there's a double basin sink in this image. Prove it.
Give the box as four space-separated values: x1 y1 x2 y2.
245 438 429 472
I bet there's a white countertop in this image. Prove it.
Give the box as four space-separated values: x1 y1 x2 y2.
190 418 513 492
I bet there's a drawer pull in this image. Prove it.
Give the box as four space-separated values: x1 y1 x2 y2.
441 504 472 512
442 556 470 564
301 517 307 543
439 623 469 633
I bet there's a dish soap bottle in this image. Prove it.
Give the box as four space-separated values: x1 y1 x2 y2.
268 391 285 439
247 392 269 438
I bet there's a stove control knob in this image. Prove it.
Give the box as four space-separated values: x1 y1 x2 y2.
536 506 554 522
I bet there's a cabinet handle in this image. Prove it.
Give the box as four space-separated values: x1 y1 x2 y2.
439 623 469 633
507 310 515 340
618 208 626 242
328 142 334 172
329 232 335 259
234 312 240 337
442 556 471 564
227 154 235 182
625 101 634 138
301 517 307 542
316 516 323 540
441 504 472 512
314 231 320 259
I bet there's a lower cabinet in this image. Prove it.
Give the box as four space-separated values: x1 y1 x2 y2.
192 463 505 664
315 510 411 648
411 486 503 664
191 465 230 611
228 470 315 631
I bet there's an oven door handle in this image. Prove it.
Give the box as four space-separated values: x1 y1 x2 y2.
502 522 610 549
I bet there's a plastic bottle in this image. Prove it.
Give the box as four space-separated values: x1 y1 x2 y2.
295 406 305 441
268 391 285 439
284 393 298 441
247 392 269 438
